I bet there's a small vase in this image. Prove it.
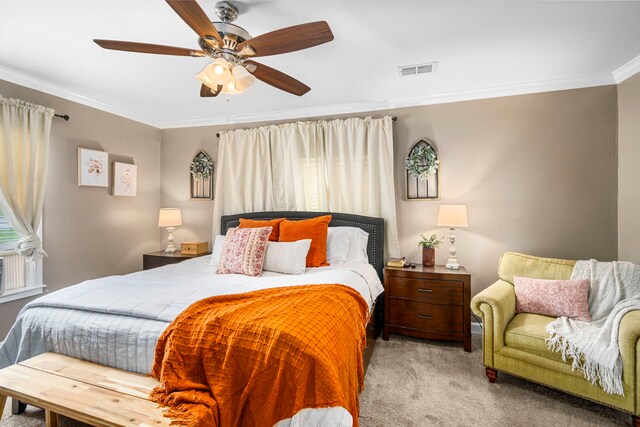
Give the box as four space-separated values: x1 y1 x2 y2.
422 247 435 267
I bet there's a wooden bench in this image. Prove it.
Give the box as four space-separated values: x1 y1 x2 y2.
0 353 170 427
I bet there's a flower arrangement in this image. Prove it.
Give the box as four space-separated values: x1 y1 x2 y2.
405 144 439 181
418 233 443 249
190 152 214 180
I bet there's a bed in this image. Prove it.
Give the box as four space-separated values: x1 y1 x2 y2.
0 211 385 426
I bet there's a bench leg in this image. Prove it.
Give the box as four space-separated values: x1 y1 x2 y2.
11 398 26 415
46 409 59 427
0 395 7 421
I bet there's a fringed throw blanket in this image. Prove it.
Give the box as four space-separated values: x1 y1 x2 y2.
150 284 369 426
546 260 640 395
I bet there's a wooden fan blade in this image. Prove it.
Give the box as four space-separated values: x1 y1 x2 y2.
237 21 333 58
200 84 222 97
166 0 223 44
245 60 310 96
94 39 205 56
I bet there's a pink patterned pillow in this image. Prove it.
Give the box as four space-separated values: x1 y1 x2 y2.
514 276 591 321
216 226 272 276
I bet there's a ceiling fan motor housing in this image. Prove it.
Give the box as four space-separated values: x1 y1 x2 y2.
199 21 252 57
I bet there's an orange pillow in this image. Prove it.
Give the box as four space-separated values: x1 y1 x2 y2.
279 215 332 267
239 218 285 241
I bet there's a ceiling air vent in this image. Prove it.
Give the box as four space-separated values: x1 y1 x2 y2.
398 62 438 77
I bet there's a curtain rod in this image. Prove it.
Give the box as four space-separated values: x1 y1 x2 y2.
54 114 70 121
215 115 397 138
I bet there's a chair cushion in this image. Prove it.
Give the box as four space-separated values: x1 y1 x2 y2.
498 252 576 285
504 313 567 364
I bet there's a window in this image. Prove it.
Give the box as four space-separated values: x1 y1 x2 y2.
0 210 44 303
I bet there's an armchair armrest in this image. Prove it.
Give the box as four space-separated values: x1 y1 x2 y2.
471 279 517 367
619 311 640 401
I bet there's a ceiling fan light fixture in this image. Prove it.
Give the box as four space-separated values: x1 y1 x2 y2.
221 78 244 94
195 58 232 88
231 64 256 91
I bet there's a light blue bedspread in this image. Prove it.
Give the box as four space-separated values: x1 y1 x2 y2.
0 256 382 374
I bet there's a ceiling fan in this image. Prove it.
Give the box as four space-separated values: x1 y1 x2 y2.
93 0 334 97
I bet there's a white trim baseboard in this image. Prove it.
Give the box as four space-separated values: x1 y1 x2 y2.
613 54 640 83
0 64 617 129
471 321 482 335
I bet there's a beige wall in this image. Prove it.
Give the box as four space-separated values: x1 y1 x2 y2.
0 79 162 339
618 73 640 263
161 86 618 297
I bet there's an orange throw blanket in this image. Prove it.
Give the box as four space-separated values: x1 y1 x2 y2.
150 284 369 427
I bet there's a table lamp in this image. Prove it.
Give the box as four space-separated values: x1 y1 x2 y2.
158 208 182 253
437 205 469 270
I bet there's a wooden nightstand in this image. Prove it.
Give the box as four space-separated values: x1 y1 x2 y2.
143 250 212 270
383 265 471 352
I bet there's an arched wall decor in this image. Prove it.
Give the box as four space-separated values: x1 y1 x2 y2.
405 139 439 200
190 150 214 200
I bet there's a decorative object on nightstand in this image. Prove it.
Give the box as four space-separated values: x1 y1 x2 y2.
437 204 468 270
143 249 212 270
383 265 471 352
158 208 182 253
181 241 209 255
418 233 443 267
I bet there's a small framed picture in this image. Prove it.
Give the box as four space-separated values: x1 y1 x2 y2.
113 162 137 197
78 148 108 187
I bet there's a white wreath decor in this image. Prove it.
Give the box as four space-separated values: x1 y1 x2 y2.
405 144 439 181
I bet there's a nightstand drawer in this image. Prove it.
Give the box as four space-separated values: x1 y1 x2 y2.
389 277 463 305
389 299 463 333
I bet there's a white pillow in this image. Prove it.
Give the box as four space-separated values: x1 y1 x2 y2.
210 235 226 266
327 227 369 263
263 239 311 275
326 228 350 262
211 235 311 275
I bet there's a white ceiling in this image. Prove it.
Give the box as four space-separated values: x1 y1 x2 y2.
1 1 640 128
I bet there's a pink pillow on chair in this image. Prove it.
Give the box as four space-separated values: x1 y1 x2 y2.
216 226 272 276
514 276 591 321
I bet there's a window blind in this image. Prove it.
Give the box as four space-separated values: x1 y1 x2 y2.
0 210 19 250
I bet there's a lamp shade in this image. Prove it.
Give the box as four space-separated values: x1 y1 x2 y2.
437 205 468 228
158 208 182 227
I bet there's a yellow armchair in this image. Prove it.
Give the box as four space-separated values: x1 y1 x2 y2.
471 252 640 426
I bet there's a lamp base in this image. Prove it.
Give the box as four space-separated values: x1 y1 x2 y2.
445 257 461 270
164 227 177 253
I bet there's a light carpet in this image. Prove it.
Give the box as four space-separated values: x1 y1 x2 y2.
0 335 631 426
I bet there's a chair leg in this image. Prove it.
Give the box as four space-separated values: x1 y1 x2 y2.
486 367 498 383
632 415 640 427
11 398 26 415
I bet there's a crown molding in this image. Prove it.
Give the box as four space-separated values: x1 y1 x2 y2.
613 54 640 84
0 65 161 128
0 65 616 130
160 73 616 129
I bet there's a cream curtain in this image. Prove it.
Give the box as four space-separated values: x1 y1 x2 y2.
0 95 53 262
269 122 328 211
324 117 398 257
213 116 400 258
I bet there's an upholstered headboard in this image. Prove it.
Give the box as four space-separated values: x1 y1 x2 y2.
220 211 385 279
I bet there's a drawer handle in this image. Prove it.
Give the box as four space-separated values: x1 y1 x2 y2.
417 314 432 320
417 288 433 293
